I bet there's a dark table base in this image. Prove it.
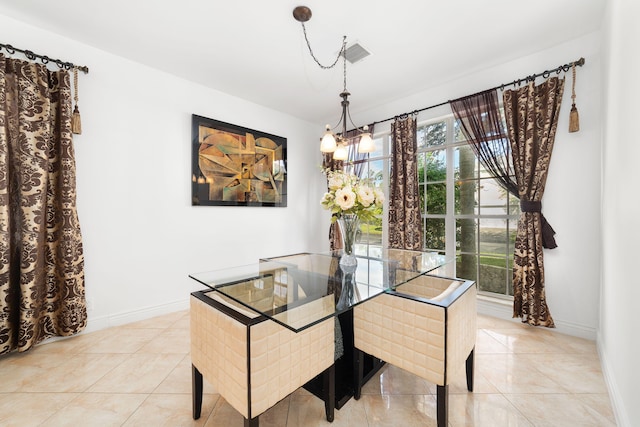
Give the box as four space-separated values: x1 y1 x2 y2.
302 309 385 409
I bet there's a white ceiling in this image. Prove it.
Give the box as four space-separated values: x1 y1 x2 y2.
0 0 606 125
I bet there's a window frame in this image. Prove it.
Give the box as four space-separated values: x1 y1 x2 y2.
347 114 519 300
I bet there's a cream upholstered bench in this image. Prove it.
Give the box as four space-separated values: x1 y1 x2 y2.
190 290 335 427
353 274 476 427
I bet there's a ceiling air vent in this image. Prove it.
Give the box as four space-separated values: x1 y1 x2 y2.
344 43 371 64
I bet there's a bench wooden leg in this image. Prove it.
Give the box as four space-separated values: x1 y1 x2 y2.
436 384 448 427
192 364 203 419
466 347 475 392
323 364 335 422
353 348 364 400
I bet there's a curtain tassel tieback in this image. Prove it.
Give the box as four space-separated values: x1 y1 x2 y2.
71 68 82 135
519 200 558 249
72 105 82 134
569 63 580 133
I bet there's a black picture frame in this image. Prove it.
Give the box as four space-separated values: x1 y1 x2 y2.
191 114 287 207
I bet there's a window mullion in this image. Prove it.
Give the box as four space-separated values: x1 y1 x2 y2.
445 117 456 270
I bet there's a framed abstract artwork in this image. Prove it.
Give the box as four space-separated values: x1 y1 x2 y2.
191 115 287 207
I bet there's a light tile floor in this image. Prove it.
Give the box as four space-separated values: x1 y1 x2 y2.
0 311 616 426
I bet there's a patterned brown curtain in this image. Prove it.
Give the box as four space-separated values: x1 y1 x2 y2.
503 77 565 327
388 116 423 250
0 55 86 354
324 124 375 250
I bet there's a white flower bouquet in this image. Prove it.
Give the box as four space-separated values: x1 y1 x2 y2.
320 169 384 223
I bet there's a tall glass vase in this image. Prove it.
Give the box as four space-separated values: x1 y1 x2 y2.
337 213 359 268
336 266 357 310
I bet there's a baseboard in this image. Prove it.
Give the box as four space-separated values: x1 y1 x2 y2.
477 295 517 321
477 295 597 340
598 331 629 427
83 298 190 334
36 298 190 346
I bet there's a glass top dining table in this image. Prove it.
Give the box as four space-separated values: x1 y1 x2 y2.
188 249 451 332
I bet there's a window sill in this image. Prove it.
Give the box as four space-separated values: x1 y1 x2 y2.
477 294 512 306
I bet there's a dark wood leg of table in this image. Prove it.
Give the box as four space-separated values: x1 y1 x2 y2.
323 364 335 422
436 384 448 427
466 347 475 392
244 417 259 427
192 364 203 419
353 348 364 400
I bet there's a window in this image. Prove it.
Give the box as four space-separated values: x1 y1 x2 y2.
346 136 390 260
348 115 519 299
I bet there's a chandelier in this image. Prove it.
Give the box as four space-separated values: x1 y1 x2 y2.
293 6 375 160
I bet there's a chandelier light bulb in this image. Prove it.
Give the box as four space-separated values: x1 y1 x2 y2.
320 124 337 152
333 142 348 160
358 132 374 153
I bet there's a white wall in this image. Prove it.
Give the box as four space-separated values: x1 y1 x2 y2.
0 14 330 331
599 0 640 425
352 32 603 339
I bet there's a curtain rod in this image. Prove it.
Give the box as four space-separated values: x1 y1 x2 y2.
370 57 585 126
0 42 89 73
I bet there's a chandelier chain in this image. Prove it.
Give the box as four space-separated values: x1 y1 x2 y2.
301 23 346 70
